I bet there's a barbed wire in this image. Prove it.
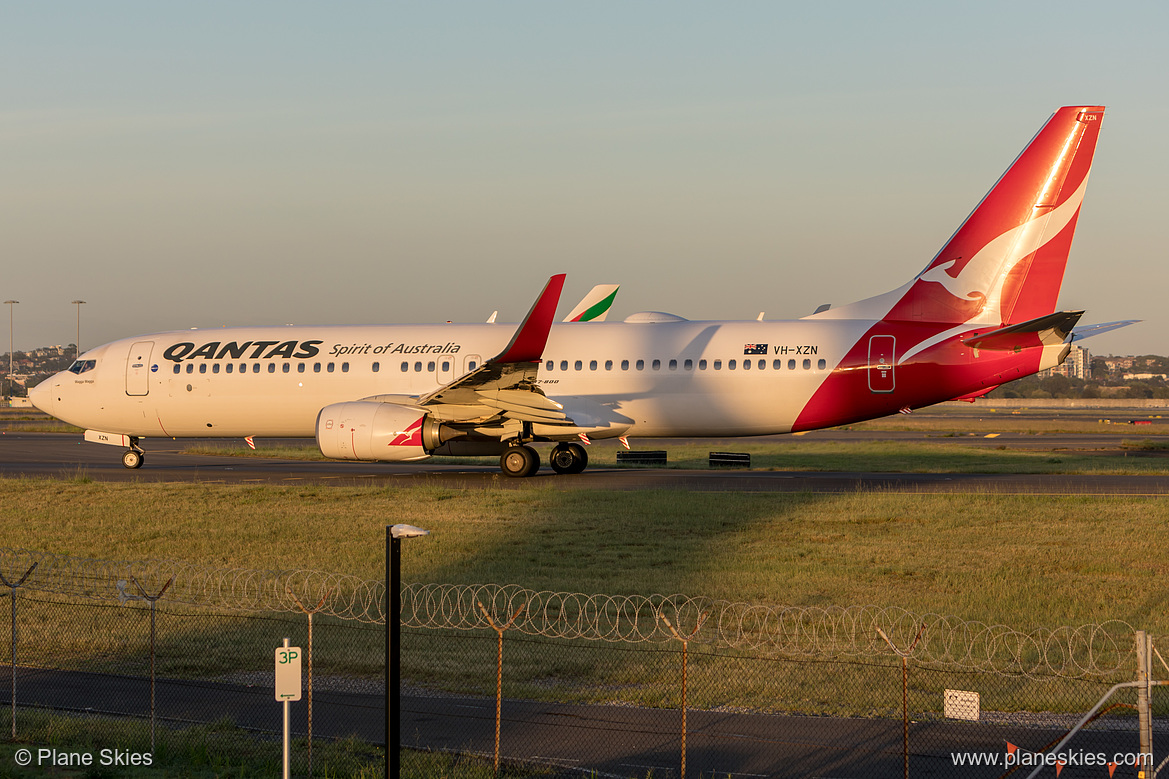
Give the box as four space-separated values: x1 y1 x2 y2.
0 548 384 624
404 583 1139 680
0 549 1142 678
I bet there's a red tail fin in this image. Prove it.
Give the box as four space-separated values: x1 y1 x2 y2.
890 106 1104 326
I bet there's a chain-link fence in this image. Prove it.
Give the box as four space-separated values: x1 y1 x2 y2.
3 548 1167 778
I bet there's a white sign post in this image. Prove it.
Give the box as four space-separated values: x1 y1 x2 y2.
276 639 302 779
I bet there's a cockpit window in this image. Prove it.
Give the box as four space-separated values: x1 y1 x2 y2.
67 360 96 375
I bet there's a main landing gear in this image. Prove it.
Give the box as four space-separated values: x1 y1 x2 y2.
499 442 589 478
122 438 145 470
500 444 540 478
549 442 588 475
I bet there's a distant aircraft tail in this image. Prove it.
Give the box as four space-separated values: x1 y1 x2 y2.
812 106 1105 328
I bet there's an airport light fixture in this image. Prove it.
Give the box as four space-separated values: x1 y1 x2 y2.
72 300 86 359
386 524 429 778
4 301 16 401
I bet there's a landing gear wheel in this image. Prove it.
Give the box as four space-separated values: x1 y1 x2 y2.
549 443 588 475
500 445 539 478
122 449 144 470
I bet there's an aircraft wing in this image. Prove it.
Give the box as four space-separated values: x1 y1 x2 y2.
413 274 573 425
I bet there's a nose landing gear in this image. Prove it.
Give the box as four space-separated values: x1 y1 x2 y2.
121 438 145 469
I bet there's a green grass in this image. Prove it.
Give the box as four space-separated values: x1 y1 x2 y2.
3 478 1169 631
0 711 382 778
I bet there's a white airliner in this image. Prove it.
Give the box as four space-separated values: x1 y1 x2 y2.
31 106 1126 477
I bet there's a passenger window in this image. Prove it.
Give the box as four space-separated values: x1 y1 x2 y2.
684 359 692 370
636 359 645 370
743 360 751 371
574 360 582 371
729 360 737 370
788 359 796 370
314 363 321 373
803 359 812 370
605 360 613 370
546 360 554 370
560 360 568 371
818 359 826 370
172 365 181 374
226 364 233 374
342 363 350 373
371 362 379 373
440 361 449 372
212 364 220 374
328 363 335 373
669 359 678 370
468 361 477 370
283 363 291 373
186 364 194 374
758 359 765 370
253 363 261 373
414 362 422 372
621 360 629 371
773 359 781 370
268 363 276 373
699 359 707 370
589 360 597 371
426 361 435 372
298 363 306 373
652 359 661 370
401 362 408 372
713 360 722 370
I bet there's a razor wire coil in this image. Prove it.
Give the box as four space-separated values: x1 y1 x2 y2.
0 548 1140 679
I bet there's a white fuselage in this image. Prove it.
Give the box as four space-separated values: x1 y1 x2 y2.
34 317 879 440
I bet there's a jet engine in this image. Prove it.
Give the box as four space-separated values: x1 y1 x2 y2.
316 401 457 462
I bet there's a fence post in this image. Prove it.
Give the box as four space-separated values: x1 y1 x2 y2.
659 610 709 779
877 623 925 779
1137 631 1152 772
1 563 37 739
477 600 525 776
289 587 333 779
131 576 173 753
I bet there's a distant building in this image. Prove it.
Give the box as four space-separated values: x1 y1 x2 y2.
1038 344 1090 380
1123 373 1168 381
1102 356 1135 371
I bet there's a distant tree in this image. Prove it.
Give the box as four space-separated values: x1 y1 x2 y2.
1040 374 1072 397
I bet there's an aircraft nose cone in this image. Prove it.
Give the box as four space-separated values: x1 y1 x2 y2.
28 380 52 414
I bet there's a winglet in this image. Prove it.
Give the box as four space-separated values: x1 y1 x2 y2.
493 274 566 363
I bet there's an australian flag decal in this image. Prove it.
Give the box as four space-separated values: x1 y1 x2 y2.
743 344 768 355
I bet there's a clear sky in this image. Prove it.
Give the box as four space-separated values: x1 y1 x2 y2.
3 1 1165 357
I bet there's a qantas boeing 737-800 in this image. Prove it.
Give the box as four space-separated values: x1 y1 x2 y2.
30 106 1129 477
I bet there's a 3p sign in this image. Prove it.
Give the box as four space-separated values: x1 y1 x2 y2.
275 646 302 702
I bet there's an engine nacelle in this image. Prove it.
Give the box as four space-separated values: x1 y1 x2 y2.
316 401 452 462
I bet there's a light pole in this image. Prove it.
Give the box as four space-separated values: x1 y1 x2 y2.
72 300 86 360
386 524 429 779
3 301 17 401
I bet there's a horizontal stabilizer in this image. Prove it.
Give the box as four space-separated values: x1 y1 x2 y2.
962 310 1084 351
1070 319 1141 342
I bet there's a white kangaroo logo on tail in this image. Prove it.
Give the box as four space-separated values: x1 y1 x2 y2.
918 175 1089 318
